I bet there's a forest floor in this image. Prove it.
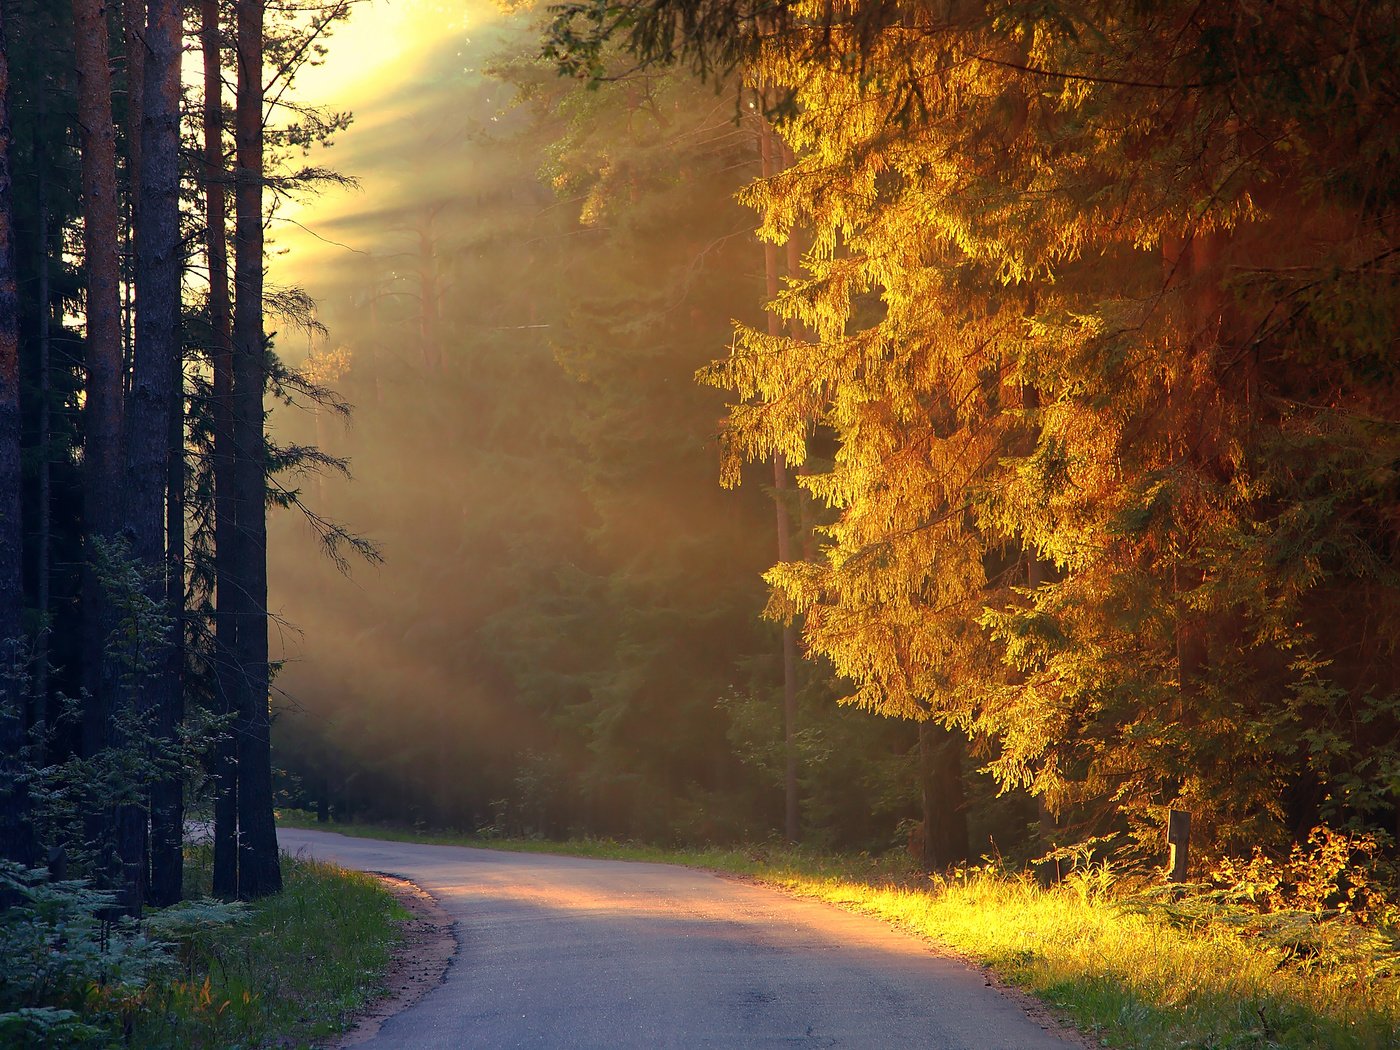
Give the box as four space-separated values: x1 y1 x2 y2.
276 812 1400 1050
135 849 415 1048
333 874 456 1047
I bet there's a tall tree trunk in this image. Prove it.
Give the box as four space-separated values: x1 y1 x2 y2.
73 0 129 897
33 163 50 727
779 143 817 563
203 0 240 901
0 9 37 869
139 0 180 912
1024 532 1063 882
233 0 282 898
1173 231 1221 713
122 0 183 913
1162 233 1215 821
124 0 145 199
757 108 799 843
73 0 125 765
148 352 184 906
917 721 969 871
122 0 145 374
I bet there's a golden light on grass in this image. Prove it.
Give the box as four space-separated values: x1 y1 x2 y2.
762 865 1399 1050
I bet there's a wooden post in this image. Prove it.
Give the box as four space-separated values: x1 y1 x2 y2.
1166 809 1191 882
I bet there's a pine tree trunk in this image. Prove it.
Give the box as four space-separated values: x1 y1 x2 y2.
232 0 282 899
73 0 125 766
917 721 969 871
203 0 240 901
73 0 130 899
141 0 179 906
33 164 50 726
123 0 145 198
148 352 184 906
121 0 184 913
1163 234 1217 792
0 13 37 869
779 143 818 563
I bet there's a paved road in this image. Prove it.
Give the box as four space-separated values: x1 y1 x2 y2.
278 827 1079 1049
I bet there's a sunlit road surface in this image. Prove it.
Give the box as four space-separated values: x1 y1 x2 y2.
278 827 1079 1049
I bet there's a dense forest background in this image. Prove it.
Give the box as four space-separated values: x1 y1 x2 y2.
269 14 945 853
271 0 1400 880
4 1 1398 1044
0 0 357 913
267 0 1400 885
2 0 1396 904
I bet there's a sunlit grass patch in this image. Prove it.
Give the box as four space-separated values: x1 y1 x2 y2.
135 849 408 1048
277 812 1400 1049
758 866 1398 1050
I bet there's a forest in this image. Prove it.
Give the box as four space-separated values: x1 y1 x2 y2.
0 0 366 910
272 0 1400 884
1 0 1399 1017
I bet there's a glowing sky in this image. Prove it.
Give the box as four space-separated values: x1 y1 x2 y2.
271 0 491 292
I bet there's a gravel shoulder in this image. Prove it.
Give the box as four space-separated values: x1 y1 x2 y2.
334 874 458 1047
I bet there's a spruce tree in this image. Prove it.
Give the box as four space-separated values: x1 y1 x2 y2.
701 2 1400 861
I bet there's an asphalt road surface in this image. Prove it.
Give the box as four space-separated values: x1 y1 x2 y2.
278 827 1081 1049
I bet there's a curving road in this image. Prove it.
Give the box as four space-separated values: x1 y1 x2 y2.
279 827 1080 1049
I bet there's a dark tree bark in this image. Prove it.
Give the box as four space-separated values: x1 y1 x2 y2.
232 0 282 898
122 0 184 912
0 8 37 869
122 0 146 360
148 351 184 906
128 0 183 909
203 0 240 901
123 0 145 198
917 721 969 871
73 0 125 763
33 158 50 726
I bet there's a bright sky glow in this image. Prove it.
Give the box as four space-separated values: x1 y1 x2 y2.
271 0 487 286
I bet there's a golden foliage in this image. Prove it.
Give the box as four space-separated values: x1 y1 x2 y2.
706 0 1400 860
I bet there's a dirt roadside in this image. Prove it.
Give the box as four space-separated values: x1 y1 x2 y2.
332 873 458 1047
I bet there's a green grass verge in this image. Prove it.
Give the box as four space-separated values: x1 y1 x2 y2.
134 848 409 1049
278 811 1400 1050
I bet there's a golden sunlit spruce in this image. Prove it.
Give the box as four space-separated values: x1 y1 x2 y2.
703 0 1400 867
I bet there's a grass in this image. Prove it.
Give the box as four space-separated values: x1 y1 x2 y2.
130 847 409 1049
278 811 1400 1049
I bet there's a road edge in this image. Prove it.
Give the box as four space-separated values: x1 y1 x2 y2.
331 872 459 1047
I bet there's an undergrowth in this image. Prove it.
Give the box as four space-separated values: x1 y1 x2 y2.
0 847 406 1048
